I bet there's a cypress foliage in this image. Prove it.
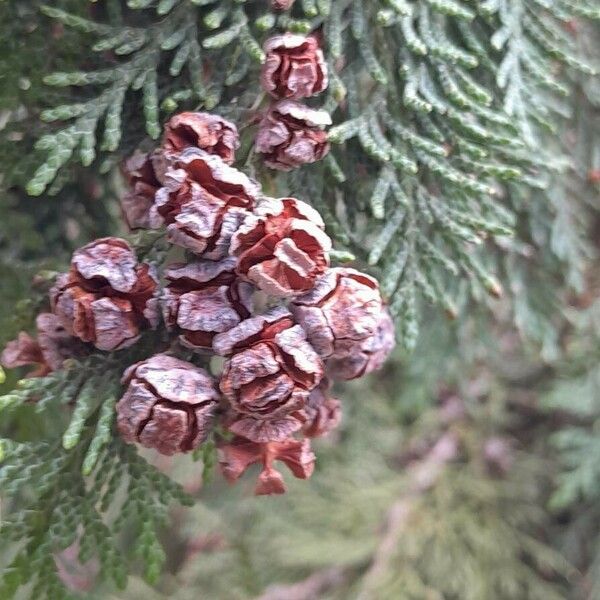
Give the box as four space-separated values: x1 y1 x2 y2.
0 2 599 598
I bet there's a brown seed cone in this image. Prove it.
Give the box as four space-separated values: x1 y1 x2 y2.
116 354 219 455
290 267 394 376
302 378 341 438
1 331 46 376
218 435 315 495
120 151 164 230
261 34 328 99
230 197 331 298
50 238 159 351
0 312 79 378
213 306 324 443
256 101 331 171
155 148 259 259
327 308 396 380
162 257 254 350
163 112 240 165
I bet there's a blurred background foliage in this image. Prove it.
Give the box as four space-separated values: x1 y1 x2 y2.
0 2 600 599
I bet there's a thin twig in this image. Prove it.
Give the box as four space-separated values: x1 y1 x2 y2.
253 432 459 600
255 566 349 600
356 432 458 600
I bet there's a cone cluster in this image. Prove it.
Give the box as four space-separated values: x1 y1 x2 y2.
1 35 396 495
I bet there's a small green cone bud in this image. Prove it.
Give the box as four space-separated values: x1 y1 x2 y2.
161 98 178 113
485 277 503 298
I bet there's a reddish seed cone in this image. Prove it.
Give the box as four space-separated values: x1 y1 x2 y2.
162 257 254 350
218 435 315 495
230 197 331 298
327 308 396 380
1 313 82 377
50 238 159 351
1 331 46 376
163 112 240 165
117 354 219 455
120 151 164 230
290 267 395 378
261 34 328 99
213 306 324 443
256 100 331 171
289 268 382 356
155 148 259 259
